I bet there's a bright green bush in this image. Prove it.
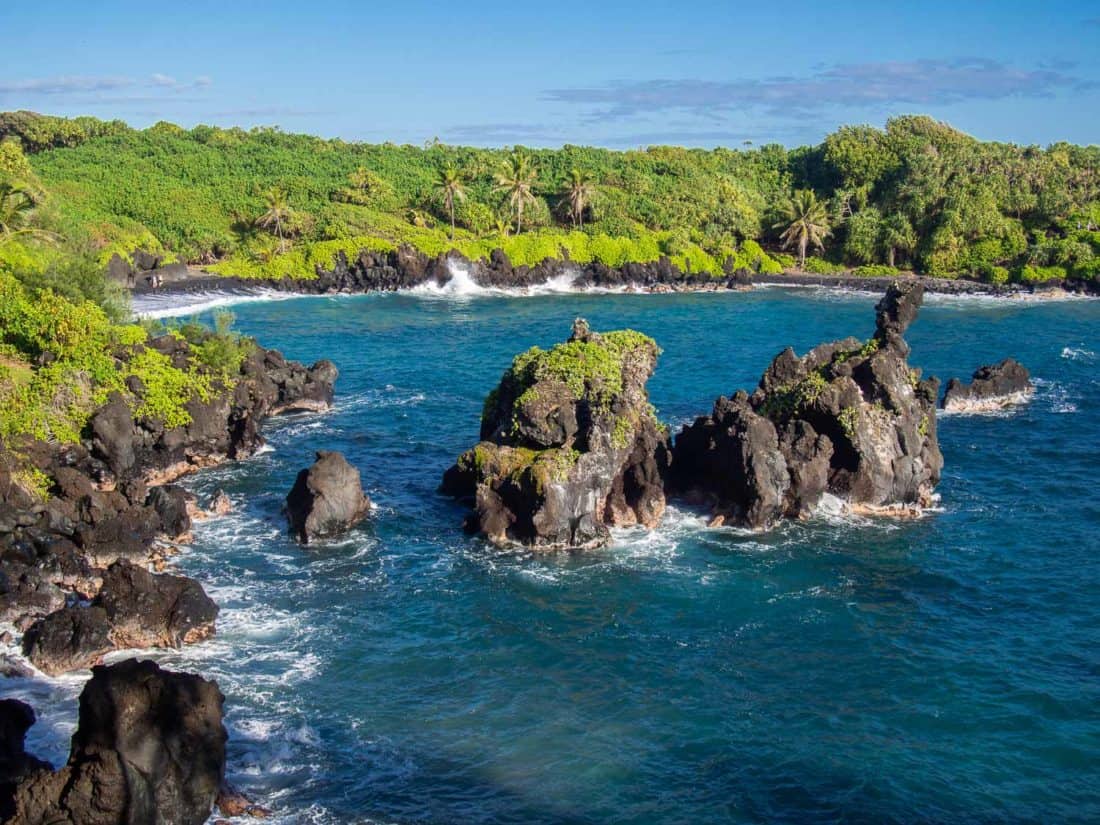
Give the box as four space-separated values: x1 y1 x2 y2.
852 264 900 277
1017 264 1067 283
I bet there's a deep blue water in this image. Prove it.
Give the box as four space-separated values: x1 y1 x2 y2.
20 287 1100 823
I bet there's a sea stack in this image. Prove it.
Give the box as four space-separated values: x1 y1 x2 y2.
672 281 943 526
442 318 669 550
285 451 372 543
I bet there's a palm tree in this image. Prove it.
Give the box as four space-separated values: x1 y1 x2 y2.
436 166 467 240
255 187 293 252
493 151 538 234
881 213 917 268
0 181 53 247
562 168 596 229
0 181 37 234
774 189 831 268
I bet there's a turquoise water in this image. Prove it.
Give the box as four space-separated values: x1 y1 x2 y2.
67 289 1100 822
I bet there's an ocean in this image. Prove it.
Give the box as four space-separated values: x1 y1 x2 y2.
10 285 1099 823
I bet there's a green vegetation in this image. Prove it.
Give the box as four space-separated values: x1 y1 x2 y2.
507 330 657 413
0 110 1096 286
0 268 250 443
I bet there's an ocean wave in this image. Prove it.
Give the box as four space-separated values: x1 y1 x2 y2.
131 288 302 319
1061 346 1096 362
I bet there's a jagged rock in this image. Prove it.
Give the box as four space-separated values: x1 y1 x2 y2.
673 282 941 526
5 659 226 825
672 392 790 529
0 699 53 819
21 607 113 676
209 489 233 515
942 358 1033 412
94 560 218 649
146 484 193 541
442 319 669 549
285 451 371 543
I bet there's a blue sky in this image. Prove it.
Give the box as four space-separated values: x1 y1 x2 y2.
2 0 1098 148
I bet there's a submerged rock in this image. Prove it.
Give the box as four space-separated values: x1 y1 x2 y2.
942 358 1033 412
5 659 226 825
285 451 371 543
672 282 942 527
442 318 670 549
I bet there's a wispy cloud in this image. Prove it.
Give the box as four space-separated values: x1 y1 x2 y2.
545 58 1092 121
0 74 213 98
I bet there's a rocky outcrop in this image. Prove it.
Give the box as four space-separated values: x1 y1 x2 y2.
285 451 371 543
87 338 338 482
4 659 226 825
19 560 218 676
442 319 669 549
672 282 942 527
1 335 336 674
942 358 1033 412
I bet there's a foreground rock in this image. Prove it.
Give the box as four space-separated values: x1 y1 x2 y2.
673 282 942 527
442 319 669 549
942 358 1033 412
285 451 371 543
4 659 226 825
0 700 52 819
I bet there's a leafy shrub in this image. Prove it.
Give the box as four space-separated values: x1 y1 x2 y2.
852 264 899 277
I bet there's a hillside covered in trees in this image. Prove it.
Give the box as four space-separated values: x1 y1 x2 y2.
1 110 1098 287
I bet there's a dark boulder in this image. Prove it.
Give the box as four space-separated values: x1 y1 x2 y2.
942 358 1033 412
285 451 371 543
443 319 669 549
6 659 226 825
146 484 193 541
673 281 941 526
94 559 218 649
21 606 113 676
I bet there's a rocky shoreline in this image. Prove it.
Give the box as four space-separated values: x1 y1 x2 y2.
127 245 1100 301
0 331 336 820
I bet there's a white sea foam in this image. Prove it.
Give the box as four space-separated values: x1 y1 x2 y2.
1061 346 1096 362
131 288 301 319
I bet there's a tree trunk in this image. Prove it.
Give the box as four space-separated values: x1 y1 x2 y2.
517 202 523 235
450 205 455 241
888 246 896 268
798 236 807 269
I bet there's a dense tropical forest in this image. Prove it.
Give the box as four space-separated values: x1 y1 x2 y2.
1 110 1098 291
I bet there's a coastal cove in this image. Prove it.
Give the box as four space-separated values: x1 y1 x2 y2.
6 287 1098 823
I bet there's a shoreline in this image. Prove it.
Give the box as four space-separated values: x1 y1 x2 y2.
127 266 1091 309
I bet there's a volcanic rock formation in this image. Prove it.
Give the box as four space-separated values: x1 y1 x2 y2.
442 318 670 549
942 358 1033 412
285 451 371 543
672 281 942 527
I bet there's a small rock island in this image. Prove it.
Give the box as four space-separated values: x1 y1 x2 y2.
442 319 669 549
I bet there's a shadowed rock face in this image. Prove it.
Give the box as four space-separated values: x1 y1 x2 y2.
285 451 371 543
442 319 670 550
672 282 942 528
4 659 226 825
942 358 1033 412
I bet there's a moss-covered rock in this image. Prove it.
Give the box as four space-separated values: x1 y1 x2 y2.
442 319 669 550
